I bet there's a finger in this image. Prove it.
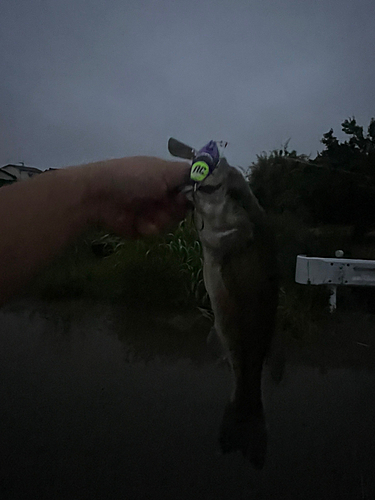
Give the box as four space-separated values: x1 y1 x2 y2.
107 213 137 238
173 190 193 210
136 220 160 236
151 210 172 230
163 161 191 192
135 200 187 236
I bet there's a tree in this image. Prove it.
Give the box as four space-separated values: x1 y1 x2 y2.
249 118 375 230
317 117 375 175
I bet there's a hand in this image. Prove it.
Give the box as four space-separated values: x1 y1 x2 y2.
0 156 191 304
83 156 191 237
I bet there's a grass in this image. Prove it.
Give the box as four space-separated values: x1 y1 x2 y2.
29 217 207 311
26 207 375 346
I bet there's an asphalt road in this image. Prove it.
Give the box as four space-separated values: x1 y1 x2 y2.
0 300 375 499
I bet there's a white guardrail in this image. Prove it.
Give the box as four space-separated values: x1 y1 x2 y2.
295 255 375 312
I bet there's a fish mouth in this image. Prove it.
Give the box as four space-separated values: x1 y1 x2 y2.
179 184 195 209
180 184 194 202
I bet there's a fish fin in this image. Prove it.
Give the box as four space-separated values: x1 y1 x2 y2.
219 401 267 470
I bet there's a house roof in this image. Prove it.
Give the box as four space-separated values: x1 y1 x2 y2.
1 164 42 174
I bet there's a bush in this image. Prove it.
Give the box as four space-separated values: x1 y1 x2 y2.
29 219 207 310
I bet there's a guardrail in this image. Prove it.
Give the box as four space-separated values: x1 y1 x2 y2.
295 255 375 311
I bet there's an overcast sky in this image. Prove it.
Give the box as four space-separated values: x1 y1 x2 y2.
1 0 374 170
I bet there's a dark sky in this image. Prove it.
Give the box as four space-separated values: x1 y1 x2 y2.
1 0 374 170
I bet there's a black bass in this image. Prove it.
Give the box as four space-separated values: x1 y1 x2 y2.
192 158 278 469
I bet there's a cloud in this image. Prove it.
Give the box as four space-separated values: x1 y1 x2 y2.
1 0 374 169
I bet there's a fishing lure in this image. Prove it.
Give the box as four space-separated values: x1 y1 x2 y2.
167 137 227 184
190 140 220 182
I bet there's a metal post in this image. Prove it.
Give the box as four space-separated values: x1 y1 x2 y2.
328 285 337 312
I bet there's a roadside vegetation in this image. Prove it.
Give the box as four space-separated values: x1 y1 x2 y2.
29 217 207 311
24 117 375 342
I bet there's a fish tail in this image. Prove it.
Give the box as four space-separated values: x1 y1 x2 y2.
219 400 267 469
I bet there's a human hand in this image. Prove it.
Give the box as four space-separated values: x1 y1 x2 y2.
82 156 191 237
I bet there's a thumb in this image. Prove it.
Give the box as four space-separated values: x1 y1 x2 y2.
163 161 191 192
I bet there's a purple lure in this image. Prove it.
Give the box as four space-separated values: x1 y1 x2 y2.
198 140 220 168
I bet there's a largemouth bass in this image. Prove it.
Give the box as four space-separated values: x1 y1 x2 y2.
192 158 278 469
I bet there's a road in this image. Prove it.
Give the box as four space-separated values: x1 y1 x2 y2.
0 300 374 499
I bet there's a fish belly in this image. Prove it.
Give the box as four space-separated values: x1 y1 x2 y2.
203 252 272 469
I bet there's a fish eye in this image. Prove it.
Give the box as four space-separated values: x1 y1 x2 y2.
197 183 222 194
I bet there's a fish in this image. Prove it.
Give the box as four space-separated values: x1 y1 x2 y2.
192 157 279 469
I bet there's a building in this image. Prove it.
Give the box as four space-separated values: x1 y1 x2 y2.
0 163 42 186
